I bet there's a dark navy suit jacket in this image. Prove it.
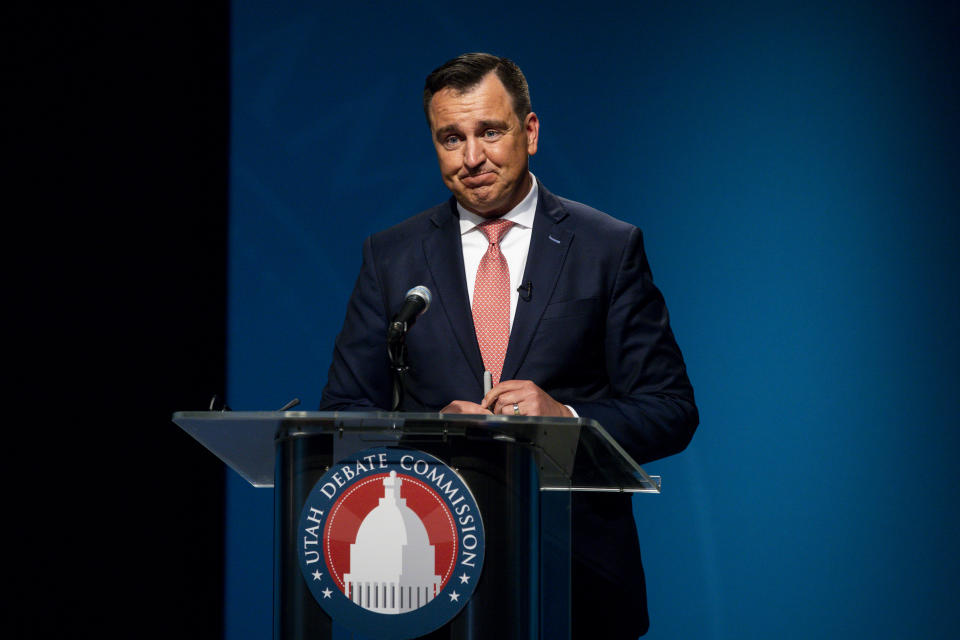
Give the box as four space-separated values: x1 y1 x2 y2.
320 181 698 637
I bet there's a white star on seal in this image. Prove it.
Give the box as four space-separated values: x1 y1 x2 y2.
312 570 322 581
459 573 470 584
322 588 333 599
449 590 460 602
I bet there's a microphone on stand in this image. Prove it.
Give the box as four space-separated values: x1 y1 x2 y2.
388 285 432 341
387 285 432 410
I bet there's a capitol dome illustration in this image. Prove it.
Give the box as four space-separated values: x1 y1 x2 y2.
343 471 442 613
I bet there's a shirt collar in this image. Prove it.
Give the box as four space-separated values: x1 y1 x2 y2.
457 173 539 235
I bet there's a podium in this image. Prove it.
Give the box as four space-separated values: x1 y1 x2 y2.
173 411 660 639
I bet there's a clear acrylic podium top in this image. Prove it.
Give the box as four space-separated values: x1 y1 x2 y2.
172 411 661 493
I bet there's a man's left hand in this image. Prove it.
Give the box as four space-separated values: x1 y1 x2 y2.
480 380 573 417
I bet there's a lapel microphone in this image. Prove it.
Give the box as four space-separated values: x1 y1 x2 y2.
517 282 532 302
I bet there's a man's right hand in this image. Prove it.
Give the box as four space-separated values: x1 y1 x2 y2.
439 400 493 415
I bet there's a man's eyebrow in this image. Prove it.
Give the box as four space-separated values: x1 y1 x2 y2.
476 119 509 131
434 120 511 141
434 124 461 139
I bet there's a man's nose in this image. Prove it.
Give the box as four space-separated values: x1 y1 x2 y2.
463 136 485 169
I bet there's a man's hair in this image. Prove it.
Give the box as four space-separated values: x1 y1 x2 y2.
423 53 532 127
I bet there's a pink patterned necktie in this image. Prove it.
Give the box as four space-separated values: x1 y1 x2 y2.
472 219 514 385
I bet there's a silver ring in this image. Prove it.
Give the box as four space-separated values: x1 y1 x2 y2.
513 403 520 415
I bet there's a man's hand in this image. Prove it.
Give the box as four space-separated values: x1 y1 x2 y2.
481 380 573 417
440 400 493 415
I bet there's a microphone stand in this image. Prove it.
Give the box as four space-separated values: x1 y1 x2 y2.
386 319 409 411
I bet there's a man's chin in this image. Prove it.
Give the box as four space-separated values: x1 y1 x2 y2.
458 189 503 216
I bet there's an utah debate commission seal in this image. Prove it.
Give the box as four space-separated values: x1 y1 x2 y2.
298 446 485 639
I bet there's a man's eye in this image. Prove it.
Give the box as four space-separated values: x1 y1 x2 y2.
442 135 462 148
482 130 501 139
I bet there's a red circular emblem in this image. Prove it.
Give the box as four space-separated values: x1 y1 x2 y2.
323 472 459 596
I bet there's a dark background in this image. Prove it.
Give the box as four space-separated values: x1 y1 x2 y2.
14 3 228 637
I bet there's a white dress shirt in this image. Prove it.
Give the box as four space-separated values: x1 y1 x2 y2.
457 175 538 330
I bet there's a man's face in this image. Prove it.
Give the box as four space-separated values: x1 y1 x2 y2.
428 72 539 218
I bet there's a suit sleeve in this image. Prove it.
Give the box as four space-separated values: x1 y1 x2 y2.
568 227 698 465
319 235 393 411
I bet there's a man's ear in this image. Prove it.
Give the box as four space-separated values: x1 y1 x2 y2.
524 112 540 156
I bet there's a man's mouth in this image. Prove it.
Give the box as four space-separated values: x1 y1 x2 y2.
460 172 496 188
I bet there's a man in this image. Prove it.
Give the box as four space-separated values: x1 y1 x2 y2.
320 53 698 638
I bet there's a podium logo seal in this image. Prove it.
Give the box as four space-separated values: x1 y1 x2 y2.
298 446 485 639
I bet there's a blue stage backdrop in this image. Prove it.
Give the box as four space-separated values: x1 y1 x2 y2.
228 2 959 638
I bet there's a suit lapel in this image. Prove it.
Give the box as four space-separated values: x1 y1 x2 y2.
423 200 485 386
501 186 573 382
